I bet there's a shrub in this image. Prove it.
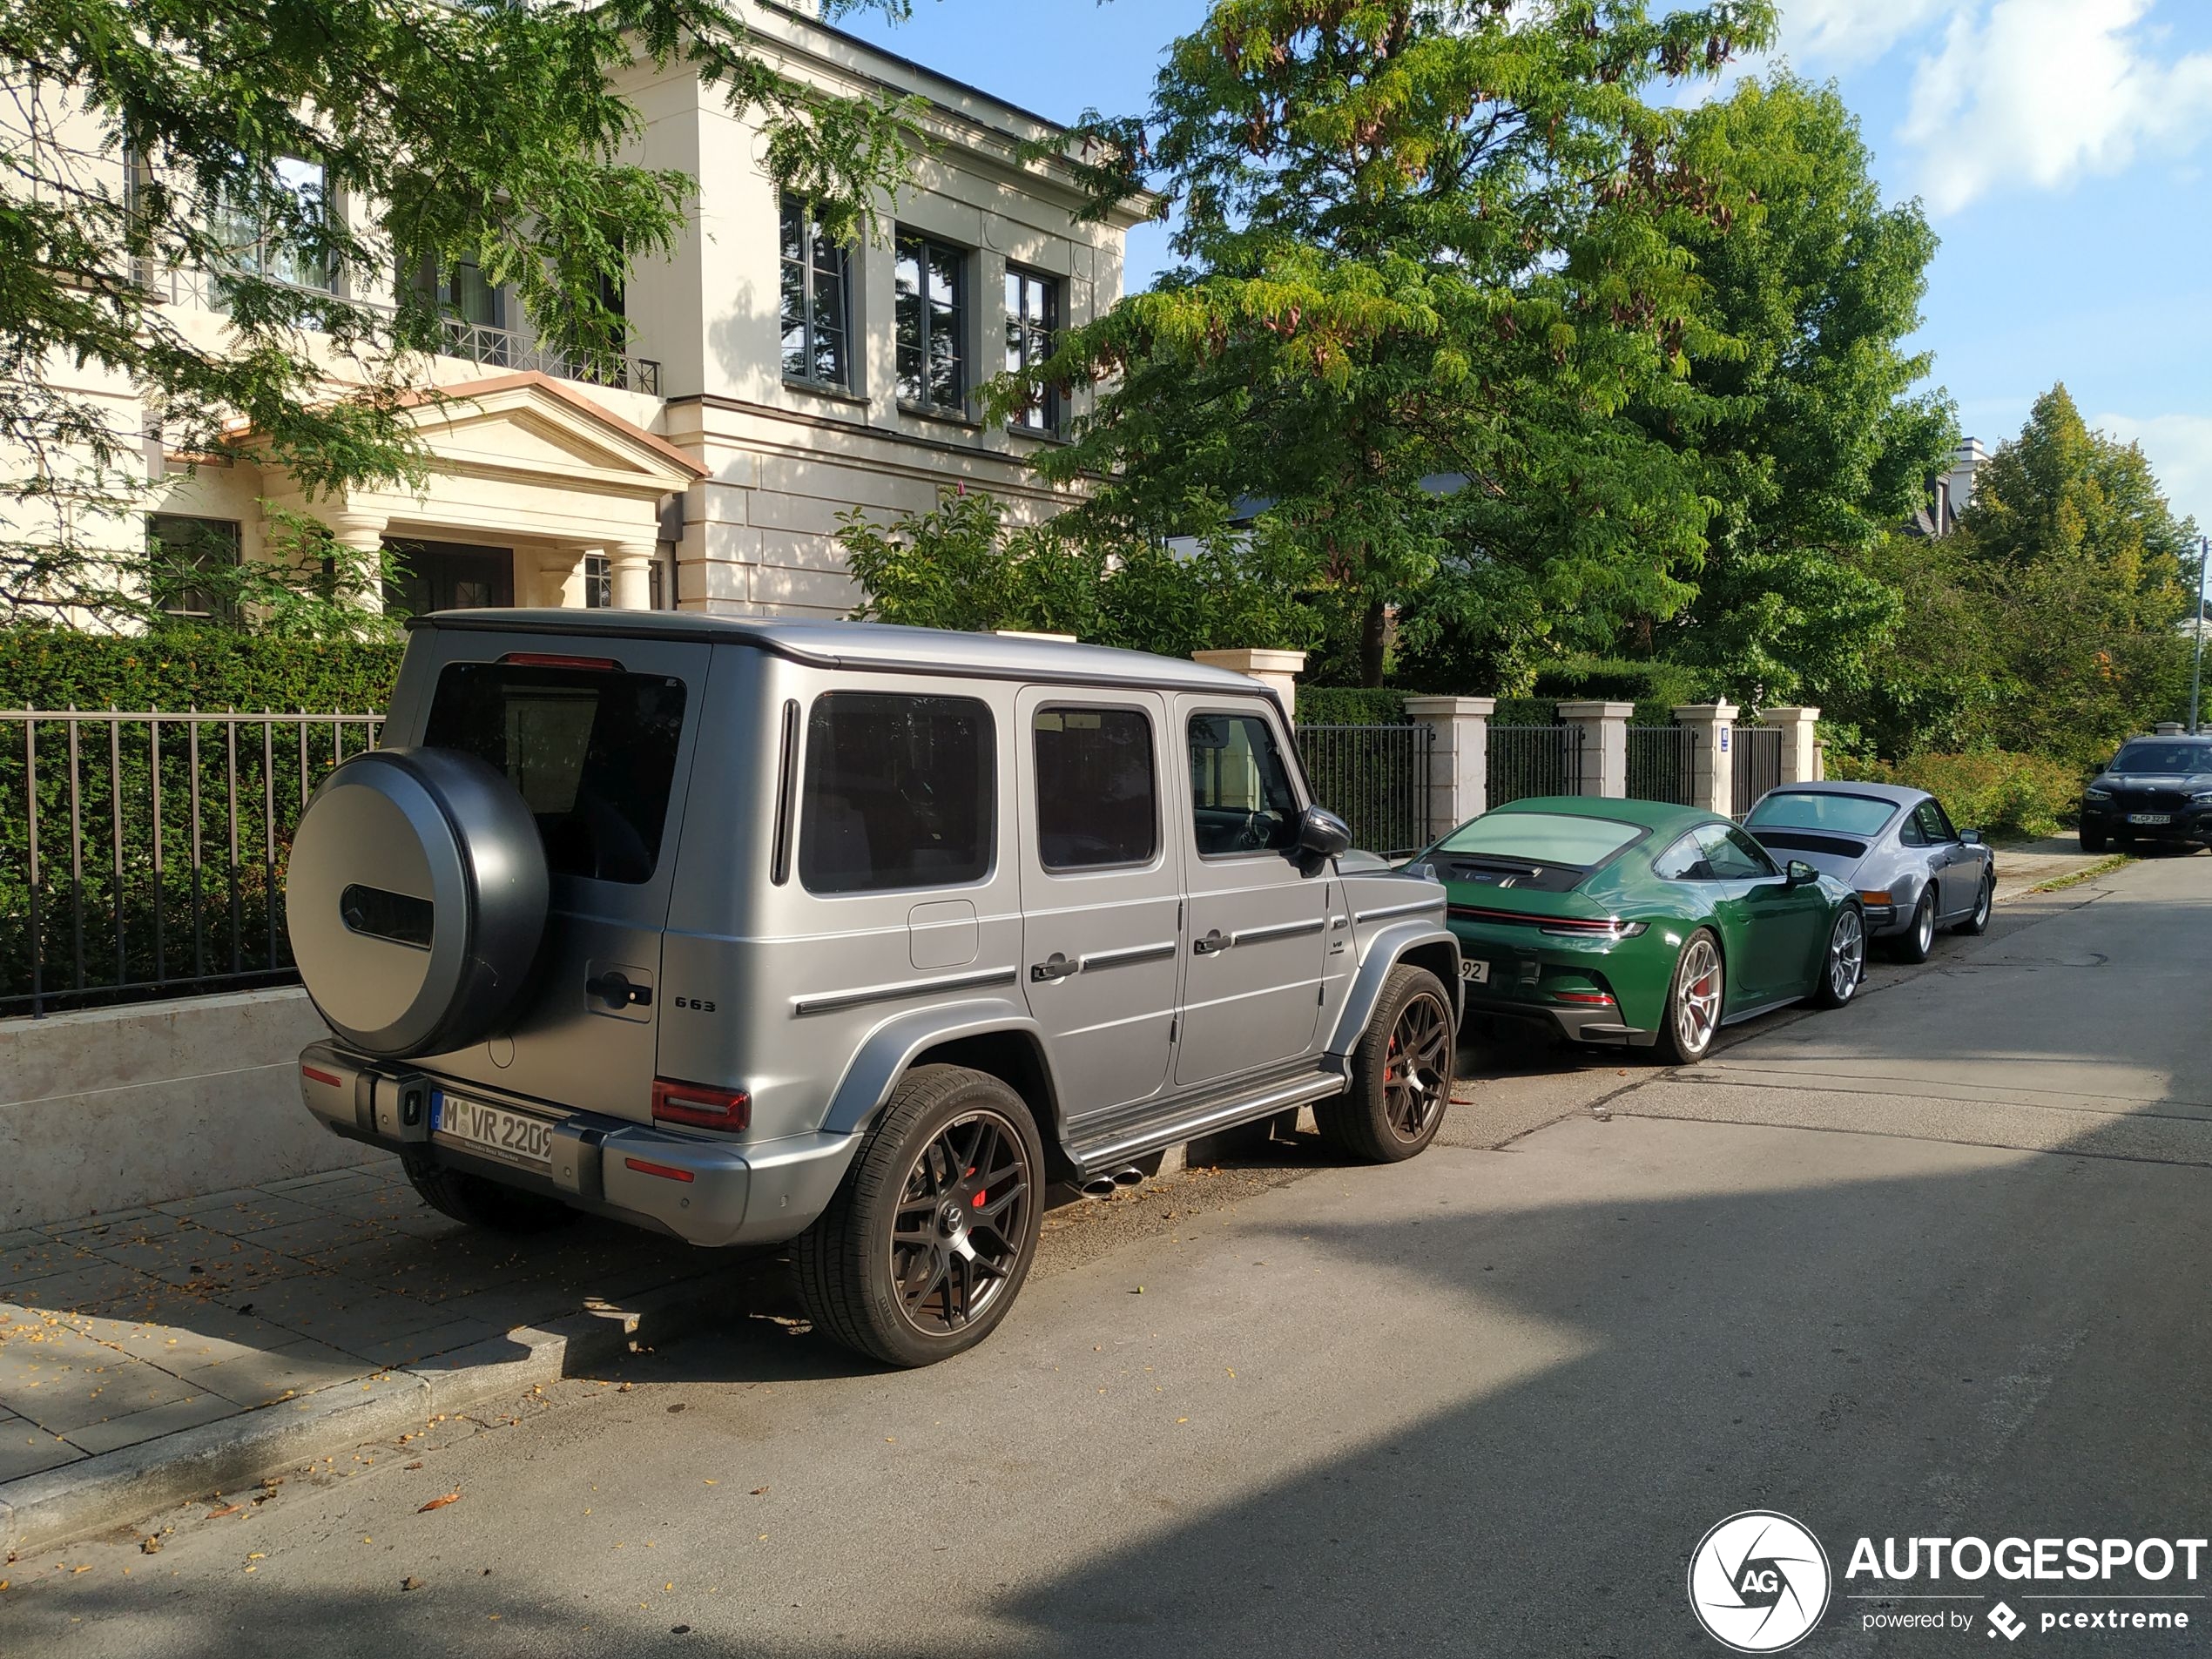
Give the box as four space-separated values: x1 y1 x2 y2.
1 624 402 713
1296 687 1408 726
1831 750 2080 840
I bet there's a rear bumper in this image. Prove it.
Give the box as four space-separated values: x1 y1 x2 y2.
296 1041 858 1248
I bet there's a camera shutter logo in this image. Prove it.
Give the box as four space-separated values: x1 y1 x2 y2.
1688 1511 1832 1652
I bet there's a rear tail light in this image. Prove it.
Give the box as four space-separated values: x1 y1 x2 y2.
301 1065 342 1088
624 1157 695 1184
651 1077 750 1131
1538 918 1647 939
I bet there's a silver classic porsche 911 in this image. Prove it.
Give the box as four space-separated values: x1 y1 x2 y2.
1742 781 1995 962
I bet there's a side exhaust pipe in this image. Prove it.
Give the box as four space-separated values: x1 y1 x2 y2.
1079 1167 1147 1199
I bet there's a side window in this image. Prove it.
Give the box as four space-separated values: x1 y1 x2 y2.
1899 808 1927 847
1914 800 1954 843
1697 822 1774 880
799 692 995 894
1188 711 1300 857
1652 832 1709 881
1035 707 1157 871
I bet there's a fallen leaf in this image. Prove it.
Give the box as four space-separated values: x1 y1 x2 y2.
418 1492 461 1514
666 1402 685 1413
672 1625 691 1635
401 1576 421 1592
139 1538 161 1555
205 1505 242 1520
246 1553 266 1561
405 1460 422 1471
750 1487 768 1496
72 1565 91 1575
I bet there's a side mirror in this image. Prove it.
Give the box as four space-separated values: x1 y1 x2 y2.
1959 828 1982 846
1296 804 1352 861
1784 859 1818 887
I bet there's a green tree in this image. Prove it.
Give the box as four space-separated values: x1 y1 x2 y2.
1642 75 1958 705
2 0 914 627
1004 0 1777 689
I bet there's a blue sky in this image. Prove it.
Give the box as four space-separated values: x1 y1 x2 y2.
844 0 2212 535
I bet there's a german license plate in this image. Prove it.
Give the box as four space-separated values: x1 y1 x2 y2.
1459 958 1490 984
2129 813 2171 826
433 1091 553 1170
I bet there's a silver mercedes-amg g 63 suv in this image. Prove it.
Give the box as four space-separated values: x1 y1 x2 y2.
287 612 1459 1366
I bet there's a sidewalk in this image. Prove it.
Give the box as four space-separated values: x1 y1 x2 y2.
1989 834 2125 901
0 1158 743 1552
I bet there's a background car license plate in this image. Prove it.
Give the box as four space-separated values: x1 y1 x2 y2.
434 1092 553 1169
2129 813 2171 826
1459 958 1489 983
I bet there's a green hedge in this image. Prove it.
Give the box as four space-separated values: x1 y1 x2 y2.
1829 750 2081 840
0 624 402 714
1491 696 1557 727
1533 658 1712 730
1296 686 1409 726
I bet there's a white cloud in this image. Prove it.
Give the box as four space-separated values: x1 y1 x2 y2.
1777 0 1959 68
1897 0 2212 212
2094 412 2212 534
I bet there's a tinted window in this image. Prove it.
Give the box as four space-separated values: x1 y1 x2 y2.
1035 707 1157 871
1188 712 1300 856
1745 791 1898 837
424 662 687 884
2113 742 2212 773
1912 800 1954 843
800 693 994 894
1652 832 1709 880
1440 813 1643 870
1697 822 1775 880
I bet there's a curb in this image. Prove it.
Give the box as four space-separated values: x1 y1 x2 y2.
0 1269 747 1558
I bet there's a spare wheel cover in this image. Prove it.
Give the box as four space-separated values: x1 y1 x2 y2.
287 747 549 1058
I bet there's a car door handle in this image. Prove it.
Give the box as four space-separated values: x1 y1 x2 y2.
1029 952 1078 982
1193 930 1230 955
584 972 652 1008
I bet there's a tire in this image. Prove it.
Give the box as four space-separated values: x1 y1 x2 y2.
1316 964 1455 1163
1810 906 1865 1008
792 1065 1045 1368
1891 890 1937 963
1653 928 1723 1065
401 1154 577 1234
287 747 549 1059
1950 869 1994 935
2080 826 2108 853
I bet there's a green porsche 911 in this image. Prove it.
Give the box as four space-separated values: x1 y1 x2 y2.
1411 796 1866 1063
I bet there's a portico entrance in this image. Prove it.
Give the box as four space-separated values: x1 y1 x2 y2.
385 539 516 613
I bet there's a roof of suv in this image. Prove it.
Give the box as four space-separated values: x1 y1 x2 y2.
414 610 1271 698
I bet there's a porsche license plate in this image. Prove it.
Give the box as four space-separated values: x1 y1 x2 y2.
433 1091 553 1170
2128 813 2172 826
1459 958 1490 984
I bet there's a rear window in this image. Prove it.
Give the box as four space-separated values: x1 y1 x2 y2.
423 661 687 884
800 692 995 894
1746 792 1898 837
1436 812 1642 869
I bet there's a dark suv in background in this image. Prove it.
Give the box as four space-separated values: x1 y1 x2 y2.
2080 733 2212 852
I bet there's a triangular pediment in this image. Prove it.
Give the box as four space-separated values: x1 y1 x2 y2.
401 372 703 491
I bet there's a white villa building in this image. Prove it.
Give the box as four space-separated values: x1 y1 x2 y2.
60 3 1150 622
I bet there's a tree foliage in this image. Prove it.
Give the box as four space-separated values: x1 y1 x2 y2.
2 0 916 624
1003 0 1778 688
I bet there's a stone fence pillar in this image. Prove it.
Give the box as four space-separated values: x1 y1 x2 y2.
1192 648 1308 722
1762 706 1821 786
1403 696 1495 842
1674 702 1739 818
1557 701 1632 798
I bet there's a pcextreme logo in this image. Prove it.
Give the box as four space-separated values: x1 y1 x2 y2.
1688 1510 1833 1653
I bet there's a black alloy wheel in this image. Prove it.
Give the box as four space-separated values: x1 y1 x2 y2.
1318 963 1455 1163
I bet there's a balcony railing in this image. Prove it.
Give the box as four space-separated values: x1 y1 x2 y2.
143 266 661 396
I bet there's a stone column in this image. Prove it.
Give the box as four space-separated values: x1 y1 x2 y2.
609 539 656 610
321 507 388 616
536 548 580 609
1557 700 1633 799
1402 696 1494 841
1674 702 1740 819
1763 706 1821 786
1191 648 1308 722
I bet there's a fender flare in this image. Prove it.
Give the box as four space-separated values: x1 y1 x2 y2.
1327 921 1462 1056
819 997 1063 1138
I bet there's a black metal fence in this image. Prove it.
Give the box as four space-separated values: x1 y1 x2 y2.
1295 722 1435 857
1732 723 1782 819
3 710 384 1017
1627 725 1694 805
1486 724 1584 808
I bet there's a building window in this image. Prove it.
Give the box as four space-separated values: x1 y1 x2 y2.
146 515 242 623
1004 268 1060 432
895 229 966 415
206 155 334 294
779 198 850 390
583 553 611 609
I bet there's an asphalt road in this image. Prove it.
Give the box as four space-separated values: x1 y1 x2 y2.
7 853 2210 1657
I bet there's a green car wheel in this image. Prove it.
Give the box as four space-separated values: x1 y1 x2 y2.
1811 905 1866 1008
